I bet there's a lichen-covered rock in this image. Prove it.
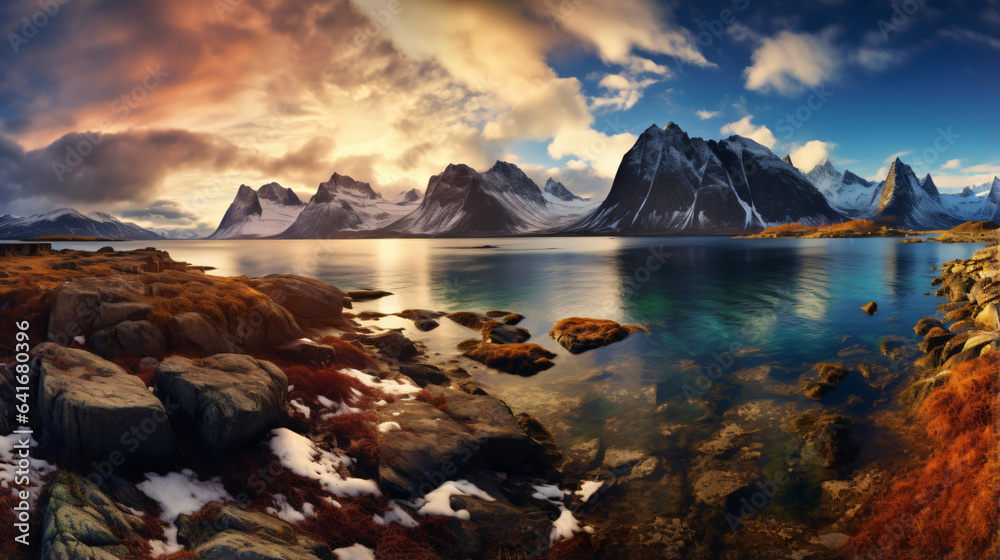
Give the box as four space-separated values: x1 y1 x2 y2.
33 343 175 467
247 274 352 324
457 339 556 376
176 502 330 560
155 354 288 454
41 472 151 560
549 317 646 353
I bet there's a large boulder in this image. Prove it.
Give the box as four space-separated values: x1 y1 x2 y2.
41 472 152 560
155 355 288 454
549 317 645 353
176 502 330 560
377 387 552 500
89 320 167 360
247 274 351 324
169 312 230 356
47 277 151 345
33 343 175 467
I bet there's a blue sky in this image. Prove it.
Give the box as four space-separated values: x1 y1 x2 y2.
0 0 997 231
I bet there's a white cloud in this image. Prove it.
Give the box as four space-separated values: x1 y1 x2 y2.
743 29 841 96
788 140 834 173
884 151 912 163
590 74 657 111
696 109 720 120
941 159 962 170
854 47 895 71
867 167 889 182
549 0 713 69
962 163 999 174
720 115 777 149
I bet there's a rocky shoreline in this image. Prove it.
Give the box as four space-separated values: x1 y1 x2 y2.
0 244 996 559
0 247 610 559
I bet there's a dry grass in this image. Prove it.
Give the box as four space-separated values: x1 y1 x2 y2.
847 353 999 558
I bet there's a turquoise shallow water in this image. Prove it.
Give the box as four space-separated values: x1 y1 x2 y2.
47 236 982 526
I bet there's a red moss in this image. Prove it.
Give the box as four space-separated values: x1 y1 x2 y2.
415 389 449 411
847 354 999 558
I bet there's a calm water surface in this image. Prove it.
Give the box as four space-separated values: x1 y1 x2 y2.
51 236 981 526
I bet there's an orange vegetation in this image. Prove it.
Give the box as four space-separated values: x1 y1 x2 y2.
847 353 999 559
458 339 557 376
758 219 884 237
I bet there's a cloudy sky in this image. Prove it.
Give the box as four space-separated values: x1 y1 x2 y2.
1 0 997 233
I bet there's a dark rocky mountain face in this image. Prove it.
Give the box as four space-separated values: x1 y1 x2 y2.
543 178 586 201
384 161 556 236
871 158 960 229
257 182 303 206
395 188 423 204
313 173 380 203
570 122 842 232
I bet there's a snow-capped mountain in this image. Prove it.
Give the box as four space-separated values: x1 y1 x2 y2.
870 158 961 229
0 209 162 240
543 178 588 202
277 173 418 238
804 159 876 217
148 227 205 240
384 161 593 236
568 123 842 232
392 188 423 205
209 183 305 239
940 176 1000 222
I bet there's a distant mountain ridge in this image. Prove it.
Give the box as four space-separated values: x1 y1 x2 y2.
0 209 162 240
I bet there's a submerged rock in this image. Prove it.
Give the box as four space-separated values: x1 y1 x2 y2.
792 412 856 470
549 317 646 353
347 289 393 301
33 343 176 467
481 320 531 344
801 363 849 400
397 309 445 331
155 354 288 455
448 311 489 331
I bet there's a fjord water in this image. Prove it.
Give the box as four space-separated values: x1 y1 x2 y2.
55 237 979 523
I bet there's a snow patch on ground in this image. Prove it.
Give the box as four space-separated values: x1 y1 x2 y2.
576 480 604 503
267 493 316 523
268 428 380 497
416 480 495 520
374 502 419 528
333 543 377 560
340 368 421 396
377 421 401 433
550 506 593 543
531 484 566 501
290 399 311 418
0 435 56 508
137 469 234 557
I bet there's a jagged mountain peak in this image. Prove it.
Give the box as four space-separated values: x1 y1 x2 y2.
782 155 794 167
257 182 303 206
872 157 957 229
393 188 423 204
315 173 380 202
544 178 586 202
